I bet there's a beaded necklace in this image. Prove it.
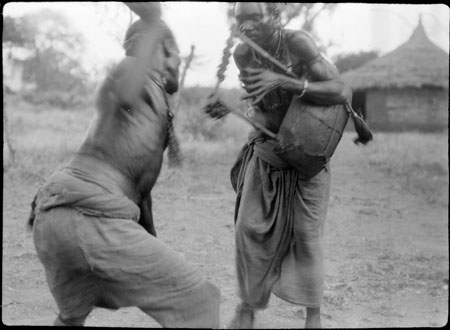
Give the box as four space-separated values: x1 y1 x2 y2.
151 76 182 168
247 29 293 113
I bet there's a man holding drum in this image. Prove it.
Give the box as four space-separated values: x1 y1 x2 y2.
229 3 352 328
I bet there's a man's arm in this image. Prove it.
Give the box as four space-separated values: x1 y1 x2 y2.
233 43 252 75
233 43 261 96
240 30 351 106
101 3 162 108
138 195 157 236
286 30 351 105
124 2 161 23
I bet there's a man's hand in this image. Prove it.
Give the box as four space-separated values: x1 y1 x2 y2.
125 2 161 23
240 67 287 105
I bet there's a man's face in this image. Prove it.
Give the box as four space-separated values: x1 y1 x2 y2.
234 3 275 46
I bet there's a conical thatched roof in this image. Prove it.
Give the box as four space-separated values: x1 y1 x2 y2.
342 18 449 90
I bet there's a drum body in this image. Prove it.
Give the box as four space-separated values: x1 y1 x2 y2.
275 97 349 180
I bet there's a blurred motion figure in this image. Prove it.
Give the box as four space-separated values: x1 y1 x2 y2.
28 3 220 327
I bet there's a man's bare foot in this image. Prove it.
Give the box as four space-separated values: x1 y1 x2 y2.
227 302 255 329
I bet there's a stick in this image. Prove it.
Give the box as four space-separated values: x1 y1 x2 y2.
228 106 277 139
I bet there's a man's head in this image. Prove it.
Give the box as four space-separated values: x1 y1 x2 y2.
123 19 181 94
158 22 181 94
233 3 281 46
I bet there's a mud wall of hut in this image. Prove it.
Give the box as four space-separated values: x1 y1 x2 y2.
366 87 448 131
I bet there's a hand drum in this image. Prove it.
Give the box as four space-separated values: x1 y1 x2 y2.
274 97 349 180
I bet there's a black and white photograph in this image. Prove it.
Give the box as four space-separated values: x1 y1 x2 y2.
2 2 448 328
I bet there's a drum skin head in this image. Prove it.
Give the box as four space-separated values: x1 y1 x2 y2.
275 97 349 179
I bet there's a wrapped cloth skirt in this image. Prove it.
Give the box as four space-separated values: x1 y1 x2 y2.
231 132 330 308
32 163 220 328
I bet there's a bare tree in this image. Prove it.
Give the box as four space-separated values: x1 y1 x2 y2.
173 45 196 114
281 3 338 32
3 103 16 169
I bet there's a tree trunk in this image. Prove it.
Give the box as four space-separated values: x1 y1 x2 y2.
173 44 196 114
3 103 16 168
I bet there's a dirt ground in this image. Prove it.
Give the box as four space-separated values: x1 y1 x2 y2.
2 132 448 328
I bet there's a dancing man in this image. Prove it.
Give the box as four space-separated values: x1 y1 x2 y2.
29 3 220 327
229 3 352 328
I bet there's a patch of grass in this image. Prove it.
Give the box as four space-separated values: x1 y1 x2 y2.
181 137 244 165
363 131 448 206
365 131 447 174
4 102 92 185
352 250 448 300
4 99 448 209
175 104 251 142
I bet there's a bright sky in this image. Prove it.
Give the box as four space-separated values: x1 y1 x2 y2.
3 2 449 88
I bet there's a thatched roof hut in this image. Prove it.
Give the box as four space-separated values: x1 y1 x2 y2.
342 18 449 131
343 19 448 89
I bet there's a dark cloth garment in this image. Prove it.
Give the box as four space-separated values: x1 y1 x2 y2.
32 166 220 328
231 131 330 308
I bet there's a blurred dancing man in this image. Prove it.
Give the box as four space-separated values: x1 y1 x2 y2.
29 3 220 327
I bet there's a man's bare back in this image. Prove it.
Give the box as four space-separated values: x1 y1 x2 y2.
77 57 170 204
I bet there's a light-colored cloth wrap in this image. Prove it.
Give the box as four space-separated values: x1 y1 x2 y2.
32 158 220 327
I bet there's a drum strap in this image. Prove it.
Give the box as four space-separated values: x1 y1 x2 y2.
253 140 290 170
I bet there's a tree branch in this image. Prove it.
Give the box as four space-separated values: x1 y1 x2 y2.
174 45 196 114
3 104 16 168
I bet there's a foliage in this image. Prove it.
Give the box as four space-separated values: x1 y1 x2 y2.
334 51 380 74
281 3 338 32
3 10 93 109
3 16 35 47
81 2 133 45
